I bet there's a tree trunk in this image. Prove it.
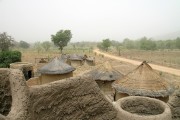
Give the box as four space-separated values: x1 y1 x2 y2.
60 47 63 54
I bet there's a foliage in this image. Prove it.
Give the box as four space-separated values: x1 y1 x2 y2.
0 32 15 51
0 51 21 68
42 41 51 51
122 38 135 49
139 37 156 50
19 40 30 49
51 30 72 53
33 42 42 53
175 37 180 49
102 39 111 51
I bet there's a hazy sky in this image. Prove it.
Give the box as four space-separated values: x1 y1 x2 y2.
0 0 180 42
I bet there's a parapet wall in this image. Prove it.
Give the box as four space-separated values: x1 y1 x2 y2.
0 68 118 120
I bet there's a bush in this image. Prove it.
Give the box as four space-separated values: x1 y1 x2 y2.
0 51 21 68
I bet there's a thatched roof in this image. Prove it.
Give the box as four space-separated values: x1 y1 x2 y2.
112 61 174 97
86 61 124 81
69 54 84 61
39 57 75 74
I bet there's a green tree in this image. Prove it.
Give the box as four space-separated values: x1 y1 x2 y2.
175 37 180 49
19 40 30 49
34 42 42 53
42 41 51 51
122 38 135 49
102 39 111 51
0 32 14 51
51 30 72 53
139 37 156 50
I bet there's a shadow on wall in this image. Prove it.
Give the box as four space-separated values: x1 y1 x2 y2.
0 68 118 120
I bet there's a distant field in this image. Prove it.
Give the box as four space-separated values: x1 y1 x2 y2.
21 48 92 64
21 48 180 89
110 49 180 69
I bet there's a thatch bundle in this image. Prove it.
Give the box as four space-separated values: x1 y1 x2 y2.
39 57 75 74
112 61 174 97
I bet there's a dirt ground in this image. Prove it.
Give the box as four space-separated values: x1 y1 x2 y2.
21 50 180 89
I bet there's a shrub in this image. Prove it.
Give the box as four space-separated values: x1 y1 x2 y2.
0 51 21 68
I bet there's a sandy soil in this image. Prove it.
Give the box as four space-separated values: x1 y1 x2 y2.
94 49 180 76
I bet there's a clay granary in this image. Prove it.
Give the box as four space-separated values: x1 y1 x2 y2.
86 61 124 99
0 68 119 120
69 54 84 67
112 61 174 102
38 57 75 84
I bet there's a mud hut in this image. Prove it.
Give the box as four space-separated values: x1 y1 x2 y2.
69 54 84 67
0 68 119 120
114 96 172 120
87 61 124 99
10 62 34 80
112 61 174 102
85 56 95 66
38 57 75 84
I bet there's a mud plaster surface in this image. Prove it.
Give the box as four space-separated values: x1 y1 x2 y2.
0 68 118 120
0 70 12 116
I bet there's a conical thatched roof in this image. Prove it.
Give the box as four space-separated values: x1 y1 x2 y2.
112 61 174 97
69 54 84 60
86 61 124 81
39 57 75 74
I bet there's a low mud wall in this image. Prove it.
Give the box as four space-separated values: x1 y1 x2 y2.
0 69 12 116
168 89 180 119
0 68 118 120
114 96 172 120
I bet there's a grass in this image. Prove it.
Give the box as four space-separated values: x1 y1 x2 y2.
109 49 180 69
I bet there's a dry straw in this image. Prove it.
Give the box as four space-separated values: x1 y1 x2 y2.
112 61 174 97
87 61 124 81
39 57 75 74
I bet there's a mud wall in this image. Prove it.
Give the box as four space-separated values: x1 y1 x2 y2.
114 96 172 120
40 72 73 84
1 69 118 120
0 69 12 116
96 80 115 100
0 68 29 120
168 89 180 119
114 92 129 101
27 77 118 120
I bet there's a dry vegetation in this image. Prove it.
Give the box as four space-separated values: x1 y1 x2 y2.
110 49 180 69
21 49 180 89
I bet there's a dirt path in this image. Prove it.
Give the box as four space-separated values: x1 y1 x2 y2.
94 49 180 76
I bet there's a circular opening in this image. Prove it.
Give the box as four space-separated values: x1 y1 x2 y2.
121 97 164 116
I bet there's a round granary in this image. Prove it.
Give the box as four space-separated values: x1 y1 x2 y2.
114 96 172 120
